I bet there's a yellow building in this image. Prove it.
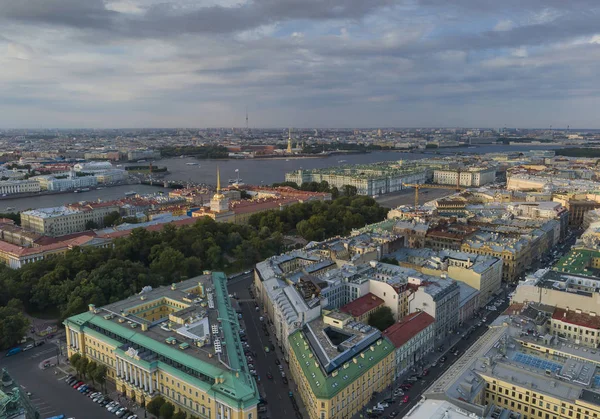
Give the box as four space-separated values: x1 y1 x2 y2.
288 312 395 419
425 318 600 419
64 272 259 419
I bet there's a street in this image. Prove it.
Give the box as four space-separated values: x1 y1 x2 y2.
0 341 118 419
353 291 512 418
228 273 305 419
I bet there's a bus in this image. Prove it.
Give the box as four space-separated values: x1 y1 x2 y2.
44 415 65 419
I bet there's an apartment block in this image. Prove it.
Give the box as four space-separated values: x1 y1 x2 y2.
288 312 395 419
382 311 435 378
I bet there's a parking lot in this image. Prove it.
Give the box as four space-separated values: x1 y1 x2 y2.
0 341 133 419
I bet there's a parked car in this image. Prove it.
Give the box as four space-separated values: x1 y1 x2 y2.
402 395 410 403
266 372 273 379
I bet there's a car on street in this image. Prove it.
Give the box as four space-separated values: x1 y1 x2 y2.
275 359 280 365
264 346 270 353
421 368 429 376
402 395 410 404
266 372 273 379
440 356 447 362
282 377 288 384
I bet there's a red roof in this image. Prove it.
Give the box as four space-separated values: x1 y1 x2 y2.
340 293 384 317
552 308 600 330
382 312 435 348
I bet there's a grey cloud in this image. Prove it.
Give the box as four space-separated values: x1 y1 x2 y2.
0 0 394 36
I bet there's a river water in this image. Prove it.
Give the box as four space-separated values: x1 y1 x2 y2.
2 144 563 211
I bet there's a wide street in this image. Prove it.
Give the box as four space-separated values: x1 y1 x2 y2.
0 341 117 419
228 273 304 419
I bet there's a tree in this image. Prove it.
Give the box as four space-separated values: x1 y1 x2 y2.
87 361 98 384
159 401 175 419
173 411 187 419
368 307 395 332
79 357 89 378
147 396 166 416
379 257 399 266
342 185 358 197
69 353 82 374
0 299 30 350
93 364 108 392
103 211 121 227
85 220 99 230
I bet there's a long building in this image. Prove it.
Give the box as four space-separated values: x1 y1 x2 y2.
0 179 41 195
285 161 429 196
21 201 120 236
433 167 496 187
64 272 259 419
288 312 395 419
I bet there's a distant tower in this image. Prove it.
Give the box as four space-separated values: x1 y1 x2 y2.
378 129 382 138
245 106 249 131
287 128 293 154
210 167 229 213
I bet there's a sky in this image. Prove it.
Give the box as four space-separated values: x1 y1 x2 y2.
0 0 599 129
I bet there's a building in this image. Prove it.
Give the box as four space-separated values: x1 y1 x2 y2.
340 293 385 322
21 201 120 236
73 161 114 172
550 308 600 348
63 273 259 419
127 149 161 161
433 167 496 187
456 281 480 324
393 248 503 306
0 180 40 195
461 232 532 283
405 398 516 419
35 172 98 191
407 276 460 340
425 314 600 419
285 161 429 196
382 311 435 378
553 193 600 227
287 312 395 419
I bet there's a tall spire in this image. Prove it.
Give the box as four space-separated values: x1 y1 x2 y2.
216 166 221 193
287 128 293 154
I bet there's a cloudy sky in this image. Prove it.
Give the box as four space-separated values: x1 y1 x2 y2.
1 0 599 128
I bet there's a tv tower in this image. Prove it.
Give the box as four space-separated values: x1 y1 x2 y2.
245 106 249 131
287 128 293 154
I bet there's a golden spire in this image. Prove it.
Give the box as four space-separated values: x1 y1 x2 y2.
216 166 221 193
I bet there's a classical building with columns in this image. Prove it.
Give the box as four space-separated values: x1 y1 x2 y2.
64 272 259 419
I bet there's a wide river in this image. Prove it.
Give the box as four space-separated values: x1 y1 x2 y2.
1 144 564 212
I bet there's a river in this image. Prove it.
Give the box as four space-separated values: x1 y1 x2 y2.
2 144 563 211
154 144 564 186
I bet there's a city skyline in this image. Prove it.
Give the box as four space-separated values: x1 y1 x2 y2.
0 0 599 128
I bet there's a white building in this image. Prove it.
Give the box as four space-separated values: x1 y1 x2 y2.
73 161 113 172
433 167 496 187
0 179 41 195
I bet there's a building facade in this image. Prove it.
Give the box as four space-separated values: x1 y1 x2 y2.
64 273 259 419
0 179 41 195
433 167 496 187
382 311 435 378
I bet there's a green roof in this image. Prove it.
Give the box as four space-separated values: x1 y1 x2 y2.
553 248 600 276
288 330 394 399
64 272 259 409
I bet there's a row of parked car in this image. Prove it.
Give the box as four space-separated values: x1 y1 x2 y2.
65 375 138 419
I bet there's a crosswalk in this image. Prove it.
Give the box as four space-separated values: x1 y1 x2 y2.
29 348 58 360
